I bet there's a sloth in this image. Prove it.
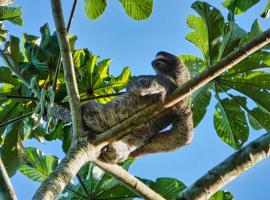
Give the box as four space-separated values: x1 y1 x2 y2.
53 51 193 164
82 51 193 163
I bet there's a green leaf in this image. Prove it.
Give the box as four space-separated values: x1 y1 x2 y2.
210 190 234 200
0 67 20 85
179 55 206 78
150 178 186 200
5 35 24 64
261 0 270 18
240 20 263 45
106 66 131 92
40 23 51 48
187 2 224 65
96 183 138 199
220 79 270 113
77 51 131 102
19 147 58 183
119 0 153 20
214 97 249 149
0 6 23 25
1 122 28 176
192 84 212 127
248 107 270 131
0 101 20 135
222 0 260 15
84 0 107 20
223 51 268 76
73 49 86 68
221 71 270 89
0 22 7 42
218 22 247 60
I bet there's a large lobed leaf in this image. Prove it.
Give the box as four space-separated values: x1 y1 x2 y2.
186 1 224 65
19 147 58 183
185 1 270 149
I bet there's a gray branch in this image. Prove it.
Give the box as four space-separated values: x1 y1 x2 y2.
0 158 17 200
177 132 270 200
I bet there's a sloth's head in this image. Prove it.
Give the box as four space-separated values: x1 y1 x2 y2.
152 51 189 84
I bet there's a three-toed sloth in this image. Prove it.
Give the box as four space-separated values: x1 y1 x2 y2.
81 51 193 163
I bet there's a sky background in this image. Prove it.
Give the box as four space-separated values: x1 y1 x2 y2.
3 0 270 199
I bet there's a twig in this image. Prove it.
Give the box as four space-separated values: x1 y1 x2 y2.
0 95 37 101
0 158 17 200
0 112 32 129
177 132 270 200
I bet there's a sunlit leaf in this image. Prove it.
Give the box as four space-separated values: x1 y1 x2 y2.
149 178 186 200
222 0 260 15
19 147 58 183
179 55 206 78
84 0 107 20
119 0 153 20
186 1 224 65
261 0 270 18
0 6 22 25
210 190 234 200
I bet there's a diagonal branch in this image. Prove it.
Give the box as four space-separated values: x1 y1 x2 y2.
93 28 270 146
177 132 270 200
0 158 17 200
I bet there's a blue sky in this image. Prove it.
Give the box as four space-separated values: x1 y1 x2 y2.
4 0 270 199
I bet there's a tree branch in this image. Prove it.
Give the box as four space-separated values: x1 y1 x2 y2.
93 28 270 146
177 132 270 200
94 160 166 200
0 158 17 200
51 0 84 138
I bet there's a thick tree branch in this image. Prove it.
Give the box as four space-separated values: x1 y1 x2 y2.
33 141 165 200
51 0 84 138
0 158 17 200
177 132 270 200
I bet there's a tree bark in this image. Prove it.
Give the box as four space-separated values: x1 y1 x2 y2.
177 132 270 200
0 158 17 200
51 0 84 138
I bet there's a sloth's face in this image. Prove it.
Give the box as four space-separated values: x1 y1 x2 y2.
151 51 180 78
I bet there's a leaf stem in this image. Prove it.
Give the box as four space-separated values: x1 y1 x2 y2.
0 112 32 129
